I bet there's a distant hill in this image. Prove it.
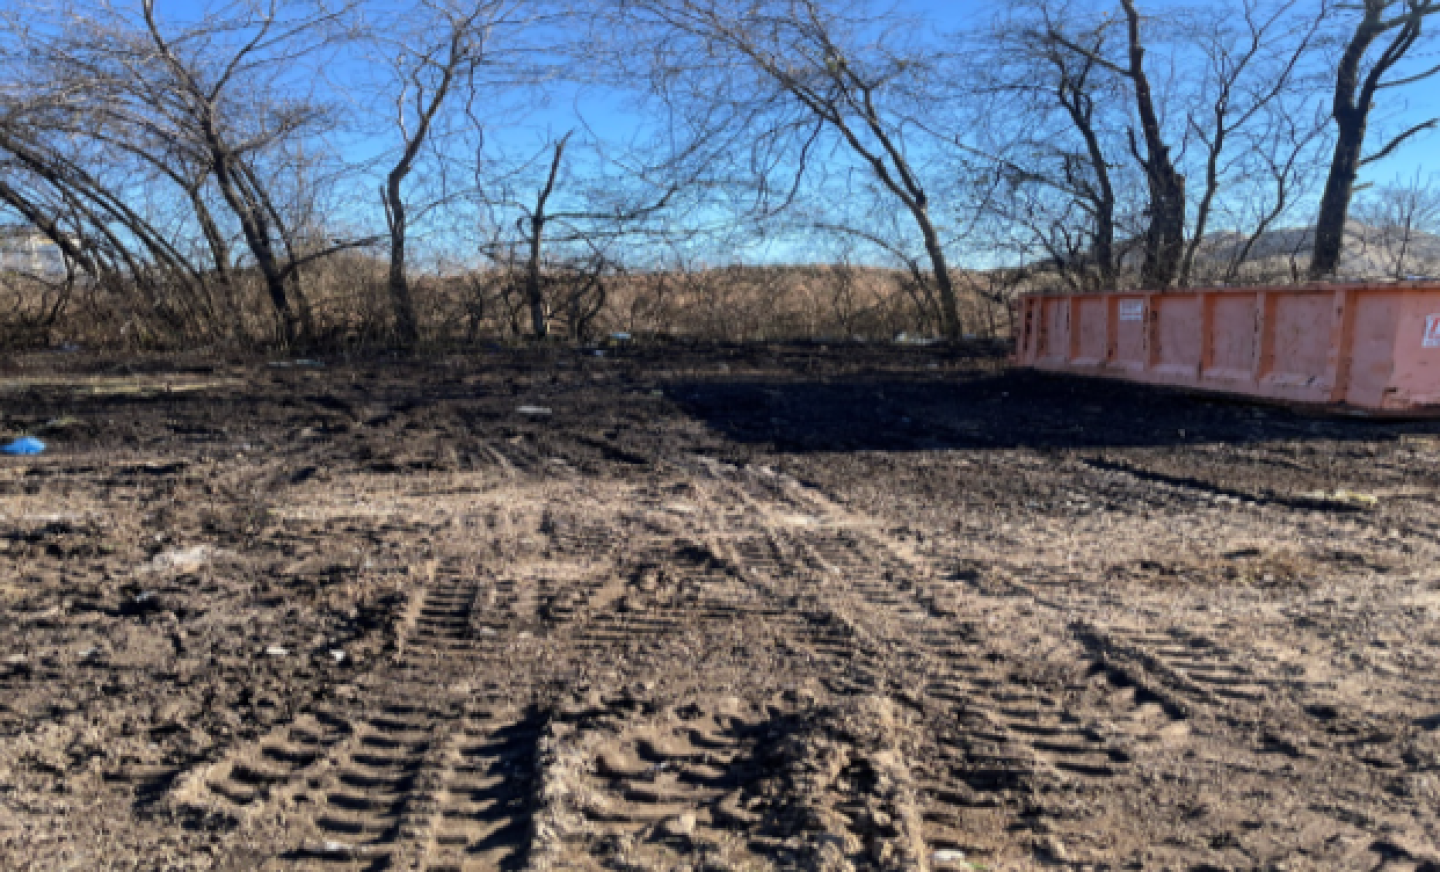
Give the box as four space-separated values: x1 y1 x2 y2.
1181 220 1440 283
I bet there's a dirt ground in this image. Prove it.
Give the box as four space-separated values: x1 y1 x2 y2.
2 342 1439 872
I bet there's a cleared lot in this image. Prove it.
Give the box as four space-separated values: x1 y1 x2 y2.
2 344 1438 871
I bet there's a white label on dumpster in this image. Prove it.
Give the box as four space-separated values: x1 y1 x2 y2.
1119 300 1144 322
1426 315 1440 348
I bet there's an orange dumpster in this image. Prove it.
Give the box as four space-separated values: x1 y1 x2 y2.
1013 282 1440 414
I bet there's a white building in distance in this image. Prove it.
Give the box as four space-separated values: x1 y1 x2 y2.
0 225 71 279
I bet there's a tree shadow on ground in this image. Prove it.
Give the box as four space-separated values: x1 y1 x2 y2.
667 366 1440 452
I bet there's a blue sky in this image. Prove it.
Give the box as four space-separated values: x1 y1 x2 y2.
543 0 1435 187
380 0 1439 270
16 0 1432 272
895 0 1436 187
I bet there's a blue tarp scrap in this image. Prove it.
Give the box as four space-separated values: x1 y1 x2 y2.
2 437 45 456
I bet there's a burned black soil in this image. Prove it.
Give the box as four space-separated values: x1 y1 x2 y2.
2 342 1438 871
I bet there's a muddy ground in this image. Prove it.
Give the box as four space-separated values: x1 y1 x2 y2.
1 342 1438 872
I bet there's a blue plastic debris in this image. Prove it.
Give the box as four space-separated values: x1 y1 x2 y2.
2 437 45 456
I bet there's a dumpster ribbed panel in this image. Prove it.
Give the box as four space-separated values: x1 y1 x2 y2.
1013 283 1440 415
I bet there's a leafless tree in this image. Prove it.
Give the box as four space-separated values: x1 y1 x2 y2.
1177 0 1326 286
1310 0 1440 279
477 131 677 339
132 0 378 344
517 131 573 338
1215 103 1331 284
969 0 1341 291
612 0 970 338
967 1 1136 290
1 0 378 346
0 93 226 340
375 0 528 347
1036 1 1186 289
1353 173 1440 278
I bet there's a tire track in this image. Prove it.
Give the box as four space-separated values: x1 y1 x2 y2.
537 692 930 871
720 530 889 699
540 695 791 870
860 575 1142 858
162 561 547 871
287 698 450 869
710 470 1194 865
560 539 698 657
517 483 922 869
277 563 546 872
1077 622 1337 711
199 709 355 809
421 709 543 872
1082 456 1367 514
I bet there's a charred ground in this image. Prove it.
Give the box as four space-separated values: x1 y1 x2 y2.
1 342 1438 871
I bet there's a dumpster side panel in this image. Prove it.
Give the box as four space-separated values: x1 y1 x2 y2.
1154 295 1202 381
1015 283 1440 414
1346 292 1402 408
1263 293 1333 400
1041 298 1069 362
1387 291 1440 408
1025 294 1048 361
1206 293 1258 385
1112 296 1146 371
1016 297 1037 363
1075 297 1108 365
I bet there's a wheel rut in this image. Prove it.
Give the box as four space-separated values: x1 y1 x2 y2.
699 469 1199 865
152 467 1312 870
164 564 546 871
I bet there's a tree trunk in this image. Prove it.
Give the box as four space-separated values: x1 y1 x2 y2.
527 216 548 340
1057 72 1117 288
1082 109 1118 289
1142 170 1187 289
385 173 420 347
524 135 570 341
1308 2 1378 281
381 36 464 349
914 204 963 339
1180 114 1227 288
1093 207 1117 288
1308 1 1440 278
1310 109 1366 279
1121 0 1186 290
208 146 303 345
